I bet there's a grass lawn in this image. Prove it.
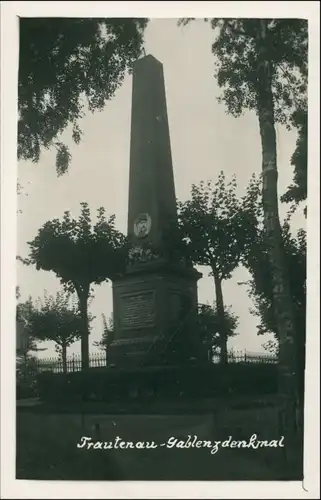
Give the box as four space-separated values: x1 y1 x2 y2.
16 410 302 481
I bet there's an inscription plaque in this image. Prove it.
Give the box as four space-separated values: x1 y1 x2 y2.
120 291 156 329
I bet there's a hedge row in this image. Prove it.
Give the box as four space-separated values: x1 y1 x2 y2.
37 363 278 404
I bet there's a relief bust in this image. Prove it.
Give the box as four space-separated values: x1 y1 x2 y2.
133 213 152 238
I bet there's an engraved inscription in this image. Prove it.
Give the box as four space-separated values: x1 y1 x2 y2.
120 291 156 329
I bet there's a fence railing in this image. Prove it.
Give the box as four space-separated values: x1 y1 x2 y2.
32 352 107 374
30 349 277 374
212 350 278 364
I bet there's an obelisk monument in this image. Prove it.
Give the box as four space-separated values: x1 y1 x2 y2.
109 55 203 367
127 55 177 248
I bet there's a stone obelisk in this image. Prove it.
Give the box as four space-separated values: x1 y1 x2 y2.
127 55 177 248
109 55 203 367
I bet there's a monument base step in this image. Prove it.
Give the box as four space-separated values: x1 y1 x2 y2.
108 336 200 368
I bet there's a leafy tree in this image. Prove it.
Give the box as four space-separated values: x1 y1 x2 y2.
263 338 279 356
18 18 148 174
16 296 42 356
93 313 114 363
245 224 306 337
16 353 39 399
28 291 85 373
179 18 307 401
281 107 307 212
242 221 306 401
178 172 260 364
20 203 128 370
197 303 239 361
16 294 46 398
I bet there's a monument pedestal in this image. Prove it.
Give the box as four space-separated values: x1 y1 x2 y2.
109 259 205 367
108 55 206 370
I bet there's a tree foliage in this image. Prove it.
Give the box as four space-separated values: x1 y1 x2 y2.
24 203 128 289
28 291 86 372
243 222 306 338
21 203 128 369
210 19 307 121
178 172 261 279
281 107 308 208
263 338 279 356
178 172 261 363
179 18 308 211
93 313 114 361
18 18 148 174
16 293 46 398
16 352 39 399
16 296 41 355
179 18 307 403
241 211 306 400
197 303 239 359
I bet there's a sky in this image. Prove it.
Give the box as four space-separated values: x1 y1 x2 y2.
17 18 305 359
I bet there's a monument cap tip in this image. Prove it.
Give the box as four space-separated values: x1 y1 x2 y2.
136 52 162 65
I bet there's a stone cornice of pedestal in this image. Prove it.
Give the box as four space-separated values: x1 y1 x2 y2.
111 336 166 346
123 258 202 281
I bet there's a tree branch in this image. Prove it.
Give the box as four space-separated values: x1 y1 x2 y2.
226 21 255 39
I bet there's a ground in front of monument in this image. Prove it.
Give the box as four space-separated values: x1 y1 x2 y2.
16 400 303 481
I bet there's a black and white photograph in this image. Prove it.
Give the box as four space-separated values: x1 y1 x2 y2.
1 2 320 498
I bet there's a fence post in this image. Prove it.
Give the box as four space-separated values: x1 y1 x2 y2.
72 353 75 372
244 349 247 363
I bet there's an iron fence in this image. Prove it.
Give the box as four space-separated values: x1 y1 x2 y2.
32 349 277 374
212 350 278 364
34 352 107 374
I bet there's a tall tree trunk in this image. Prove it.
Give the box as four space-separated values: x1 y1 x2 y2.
76 283 90 371
256 20 298 403
61 342 67 374
213 272 228 365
